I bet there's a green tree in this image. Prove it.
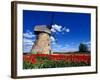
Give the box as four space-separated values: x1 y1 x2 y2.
79 43 88 52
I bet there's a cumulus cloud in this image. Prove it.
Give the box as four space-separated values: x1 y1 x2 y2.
23 44 33 53
62 27 70 33
61 27 66 31
51 28 56 32
51 24 70 34
23 37 35 53
51 24 62 32
23 38 34 45
50 36 55 42
65 28 70 32
23 30 36 53
23 30 35 38
50 36 57 45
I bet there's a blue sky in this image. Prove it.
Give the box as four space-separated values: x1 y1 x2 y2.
23 10 91 53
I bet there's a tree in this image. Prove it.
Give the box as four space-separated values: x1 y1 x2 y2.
79 43 88 52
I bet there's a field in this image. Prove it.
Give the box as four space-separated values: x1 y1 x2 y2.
23 52 91 69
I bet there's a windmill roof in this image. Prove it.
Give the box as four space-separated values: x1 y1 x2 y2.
34 25 51 34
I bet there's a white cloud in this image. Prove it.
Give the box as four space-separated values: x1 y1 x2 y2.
50 36 57 45
52 42 56 45
51 24 62 32
66 28 70 32
51 24 70 35
23 44 33 53
51 28 56 32
50 36 55 42
23 38 34 45
62 27 70 32
23 30 35 38
62 27 66 31
23 37 35 53
23 30 36 53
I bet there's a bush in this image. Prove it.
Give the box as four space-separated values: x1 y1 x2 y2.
79 43 88 52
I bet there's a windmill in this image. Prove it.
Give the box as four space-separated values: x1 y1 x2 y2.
30 25 52 54
31 13 57 54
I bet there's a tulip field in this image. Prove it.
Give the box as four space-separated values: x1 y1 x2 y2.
23 53 91 69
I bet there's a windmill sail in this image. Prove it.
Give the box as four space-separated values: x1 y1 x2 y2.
31 25 52 54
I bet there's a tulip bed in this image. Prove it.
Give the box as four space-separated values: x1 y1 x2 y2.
23 53 91 69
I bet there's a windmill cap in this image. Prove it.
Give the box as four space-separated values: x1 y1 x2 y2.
34 25 51 34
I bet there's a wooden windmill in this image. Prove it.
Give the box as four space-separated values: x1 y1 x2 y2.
31 25 52 54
